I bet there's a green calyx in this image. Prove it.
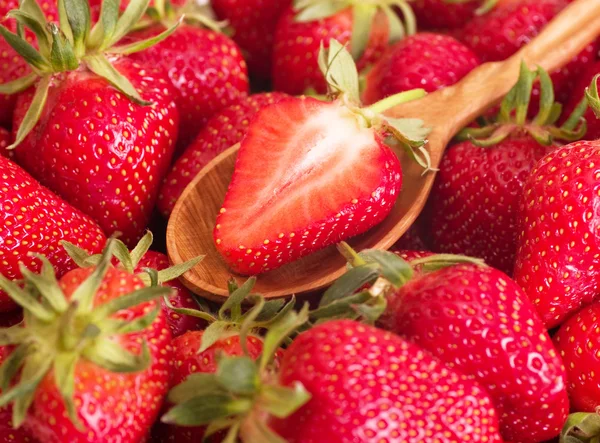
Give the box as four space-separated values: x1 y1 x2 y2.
161 305 311 443
560 410 600 443
586 74 600 119
443 0 498 15
0 238 172 429
457 61 588 148
318 39 434 172
308 242 485 325
61 230 203 288
136 0 226 34
0 0 182 149
293 0 415 62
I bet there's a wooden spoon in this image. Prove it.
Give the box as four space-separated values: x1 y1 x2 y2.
167 0 600 301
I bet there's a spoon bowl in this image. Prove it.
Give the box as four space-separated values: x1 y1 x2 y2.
168 0 600 301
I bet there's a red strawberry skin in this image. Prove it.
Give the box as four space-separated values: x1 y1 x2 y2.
411 0 490 29
12 58 179 247
514 140 600 329
153 331 269 442
554 303 600 412
127 24 249 151
214 97 402 275
136 250 205 337
0 156 106 312
382 264 568 442
362 33 480 105
211 0 291 80
157 92 289 217
272 7 389 95
0 127 12 158
22 267 172 443
563 61 600 141
0 0 58 127
269 320 503 442
427 137 556 275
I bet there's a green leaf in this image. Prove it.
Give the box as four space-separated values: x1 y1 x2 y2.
586 74 600 119
310 291 370 321
216 356 259 395
167 373 222 404
129 231 153 268
0 25 50 72
161 394 251 427
0 72 37 95
206 419 241 443
155 255 203 285
60 240 94 268
84 338 151 373
260 383 311 418
381 5 405 44
259 304 309 372
0 275 54 322
199 321 230 353
293 1 346 22
9 74 51 150
320 264 379 307
392 1 416 36
7 10 51 55
410 253 486 272
0 327 29 347
111 239 134 273
255 299 285 322
19 255 68 313
219 277 256 321
514 61 536 125
351 295 387 325
93 286 171 320
358 249 414 287
108 16 182 55
238 296 265 353
9 355 52 427
0 343 29 391
561 411 600 443
88 0 119 49
561 96 587 132
57 0 74 46
318 39 360 103
161 295 217 323
111 305 160 334
63 0 90 58
103 0 150 49
71 238 116 313
350 5 376 61
20 0 52 33
54 352 84 430
84 53 150 105
255 296 296 328
532 66 554 126
238 411 288 443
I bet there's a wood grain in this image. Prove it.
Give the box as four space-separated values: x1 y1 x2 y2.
167 0 600 301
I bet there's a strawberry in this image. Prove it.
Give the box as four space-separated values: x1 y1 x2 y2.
125 7 249 152
157 92 289 217
0 0 57 128
62 231 204 337
271 0 416 95
564 61 600 141
211 0 291 80
361 32 480 105
155 278 290 442
554 303 600 412
410 0 498 30
513 138 600 328
317 246 568 441
427 63 586 275
215 40 430 275
0 239 173 442
268 320 503 442
0 127 12 157
2 0 180 247
0 155 106 312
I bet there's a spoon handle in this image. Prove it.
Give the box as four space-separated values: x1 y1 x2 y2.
389 0 600 165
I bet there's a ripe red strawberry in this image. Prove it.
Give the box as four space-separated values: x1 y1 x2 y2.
391 224 429 252
554 303 600 412
272 1 415 95
513 139 600 328
126 20 249 151
214 41 432 275
5 1 180 247
268 320 503 442
380 262 568 442
0 239 173 442
0 0 57 128
361 32 480 105
427 64 586 274
564 61 600 141
0 127 12 157
0 156 106 312
157 92 289 217
411 0 498 30
211 0 291 80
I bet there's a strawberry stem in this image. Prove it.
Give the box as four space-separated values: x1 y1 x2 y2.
367 88 426 115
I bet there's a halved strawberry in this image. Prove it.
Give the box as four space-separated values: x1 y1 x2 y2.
214 41 429 275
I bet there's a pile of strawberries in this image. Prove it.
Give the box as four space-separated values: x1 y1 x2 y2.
0 0 600 441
